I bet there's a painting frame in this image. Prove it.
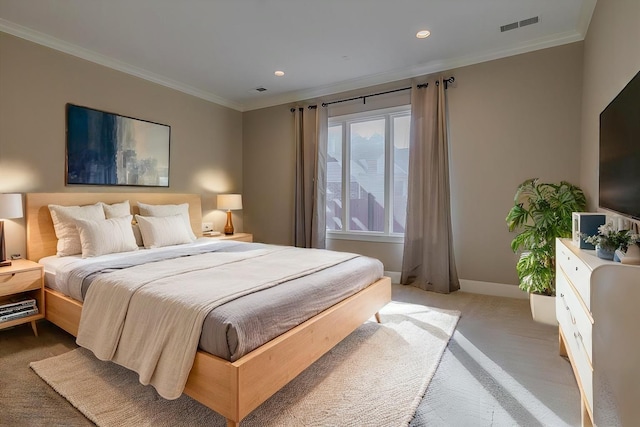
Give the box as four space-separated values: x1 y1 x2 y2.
66 104 171 187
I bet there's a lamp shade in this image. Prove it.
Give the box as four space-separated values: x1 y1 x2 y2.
0 194 23 219
217 194 243 211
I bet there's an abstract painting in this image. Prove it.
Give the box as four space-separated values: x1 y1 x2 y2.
66 104 170 187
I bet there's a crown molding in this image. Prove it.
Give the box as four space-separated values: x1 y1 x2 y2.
241 29 587 111
0 19 244 111
1 12 594 114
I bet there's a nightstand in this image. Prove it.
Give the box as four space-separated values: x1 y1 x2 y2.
0 259 45 336
205 232 253 242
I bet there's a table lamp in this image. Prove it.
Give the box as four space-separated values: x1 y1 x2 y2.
0 194 24 267
217 194 242 235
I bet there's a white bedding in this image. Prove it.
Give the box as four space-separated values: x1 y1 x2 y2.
39 238 224 298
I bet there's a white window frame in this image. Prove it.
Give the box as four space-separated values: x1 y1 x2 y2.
326 105 410 244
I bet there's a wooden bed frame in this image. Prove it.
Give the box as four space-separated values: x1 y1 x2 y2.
25 192 392 426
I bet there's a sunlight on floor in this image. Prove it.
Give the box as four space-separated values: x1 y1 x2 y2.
454 333 568 426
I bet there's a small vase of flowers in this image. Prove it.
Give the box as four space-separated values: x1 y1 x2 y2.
583 221 640 261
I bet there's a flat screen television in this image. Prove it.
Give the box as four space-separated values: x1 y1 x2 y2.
599 70 640 220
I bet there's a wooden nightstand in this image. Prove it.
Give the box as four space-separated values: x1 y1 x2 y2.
0 259 45 336
204 232 253 242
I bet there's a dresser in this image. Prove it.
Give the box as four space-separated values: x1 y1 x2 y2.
556 238 640 426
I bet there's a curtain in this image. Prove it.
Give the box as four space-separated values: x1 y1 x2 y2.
401 79 460 293
294 106 328 248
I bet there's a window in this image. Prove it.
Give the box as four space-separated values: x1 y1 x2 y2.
326 106 410 242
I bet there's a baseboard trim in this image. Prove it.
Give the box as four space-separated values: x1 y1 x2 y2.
459 279 527 299
385 272 527 300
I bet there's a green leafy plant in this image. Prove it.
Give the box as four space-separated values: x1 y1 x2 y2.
506 178 586 296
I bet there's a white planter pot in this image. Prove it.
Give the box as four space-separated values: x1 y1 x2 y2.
529 293 558 326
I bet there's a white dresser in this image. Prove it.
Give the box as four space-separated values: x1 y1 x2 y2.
556 238 640 426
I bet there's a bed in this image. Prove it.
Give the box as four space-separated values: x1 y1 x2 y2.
25 192 392 426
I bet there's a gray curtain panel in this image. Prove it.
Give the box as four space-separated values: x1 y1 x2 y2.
401 79 460 293
294 106 328 249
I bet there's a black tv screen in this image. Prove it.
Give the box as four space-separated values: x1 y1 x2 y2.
599 70 640 219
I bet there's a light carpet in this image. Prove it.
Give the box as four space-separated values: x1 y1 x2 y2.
30 302 460 427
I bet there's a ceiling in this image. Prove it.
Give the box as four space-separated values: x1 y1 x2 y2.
0 0 596 112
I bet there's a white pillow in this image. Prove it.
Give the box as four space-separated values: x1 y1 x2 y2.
75 216 138 258
137 202 197 240
131 223 144 247
102 200 130 218
101 200 143 246
48 203 106 256
135 214 195 249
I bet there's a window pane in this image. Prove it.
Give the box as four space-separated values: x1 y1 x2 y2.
326 124 343 230
349 119 385 232
393 115 410 233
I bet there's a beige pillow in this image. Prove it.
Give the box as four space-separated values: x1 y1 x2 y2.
135 214 195 249
137 202 197 240
48 203 106 256
75 216 138 258
102 200 131 218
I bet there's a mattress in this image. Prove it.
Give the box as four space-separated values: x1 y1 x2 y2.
40 239 383 361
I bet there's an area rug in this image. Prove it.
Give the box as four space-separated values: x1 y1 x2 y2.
30 302 460 427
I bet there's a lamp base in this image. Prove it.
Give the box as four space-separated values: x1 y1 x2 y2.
224 210 235 235
0 220 10 267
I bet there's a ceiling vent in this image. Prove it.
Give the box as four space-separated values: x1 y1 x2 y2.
500 16 539 32
519 16 539 27
500 22 519 32
255 87 267 92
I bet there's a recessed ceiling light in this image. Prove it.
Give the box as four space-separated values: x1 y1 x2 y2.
274 70 285 77
416 30 431 39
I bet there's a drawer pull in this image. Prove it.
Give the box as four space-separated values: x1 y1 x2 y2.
560 294 576 324
574 330 593 369
575 267 578 271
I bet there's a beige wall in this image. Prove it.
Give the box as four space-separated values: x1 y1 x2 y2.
243 42 584 287
242 105 295 245
0 33 243 258
448 42 583 286
580 0 640 210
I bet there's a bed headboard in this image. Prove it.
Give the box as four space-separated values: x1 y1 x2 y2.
25 193 203 261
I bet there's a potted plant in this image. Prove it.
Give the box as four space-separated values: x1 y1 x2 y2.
506 178 586 325
583 221 640 260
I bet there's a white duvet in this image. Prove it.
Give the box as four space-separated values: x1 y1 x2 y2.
75 245 356 399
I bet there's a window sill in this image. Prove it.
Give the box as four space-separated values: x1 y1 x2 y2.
326 232 404 244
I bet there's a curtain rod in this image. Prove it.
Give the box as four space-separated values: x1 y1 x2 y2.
320 77 455 108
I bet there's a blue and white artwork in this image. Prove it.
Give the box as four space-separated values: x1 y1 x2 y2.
66 104 170 187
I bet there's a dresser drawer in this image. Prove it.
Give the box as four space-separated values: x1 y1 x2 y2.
557 270 593 362
561 323 594 414
0 269 42 297
557 241 592 310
